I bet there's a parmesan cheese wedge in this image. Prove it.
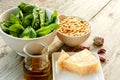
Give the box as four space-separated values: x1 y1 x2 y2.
57 49 99 76
57 50 70 68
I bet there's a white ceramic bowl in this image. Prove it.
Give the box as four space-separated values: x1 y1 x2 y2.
0 7 57 53
57 31 90 47
57 18 91 47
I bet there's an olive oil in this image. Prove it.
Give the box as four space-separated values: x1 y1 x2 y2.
23 58 51 80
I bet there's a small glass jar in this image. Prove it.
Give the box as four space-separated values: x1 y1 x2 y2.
23 42 51 80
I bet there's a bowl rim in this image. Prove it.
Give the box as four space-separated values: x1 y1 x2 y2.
57 29 91 38
57 16 91 38
0 7 57 41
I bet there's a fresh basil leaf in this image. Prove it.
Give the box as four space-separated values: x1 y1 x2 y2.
18 2 36 14
39 9 46 26
32 10 40 30
44 10 58 26
36 29 51 36
16 8 23 24
50 10 58 23
33 18 40 30
44 21 51 26
10 31 19 37
1 20 14 27
36 23 59 36
20 26 37 38
0 24 9 34
22 14 33 27
18 2 26 10
8 24 24 37
1 26 9 33
38 10 41 27
10 14 20 24
22 36 30 39
0 20 15 34
45 10 49 22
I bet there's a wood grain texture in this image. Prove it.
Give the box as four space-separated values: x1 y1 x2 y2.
0 0 119 80
32 0 111 21
90 0 120 80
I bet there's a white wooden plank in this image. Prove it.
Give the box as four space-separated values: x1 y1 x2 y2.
33 0 111 20
88 0 120 80
0 47 24 80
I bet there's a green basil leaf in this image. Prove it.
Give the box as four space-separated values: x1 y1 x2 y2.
45 10 49 22
9 31 18 37
44 10 58 26
39 9 46 26
0 20 15 34
36 23 59 36
22 36 30 39
10 14 20 24
16 8 23 24
32 10 40 30
1 20 14 27
18 2 36 14
20 26 37 38
8 24 24 37
1 25 9 33
22 14 33 27
0 25 9 34
50 10 58 23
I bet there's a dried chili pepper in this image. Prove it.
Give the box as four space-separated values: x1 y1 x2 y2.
98 48 106 54
99 56 106 62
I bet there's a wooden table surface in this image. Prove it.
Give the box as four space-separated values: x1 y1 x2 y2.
0 0 120 80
